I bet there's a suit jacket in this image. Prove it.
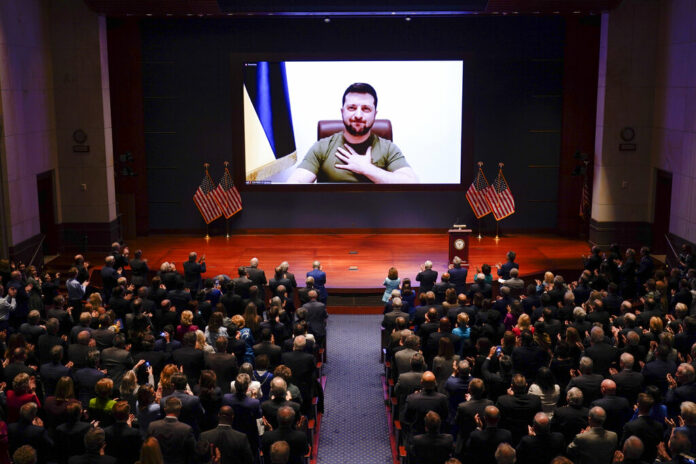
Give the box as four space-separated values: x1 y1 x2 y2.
172 346 205 387
551 404 588 444
410 432 453 464
566 374 604 406
610 369 644 405
584 342 619 377
160 390 205 436
402 390 449 436
567 427 617 464
133 349 168 385
665 381 696 417
39 362 71 397
394 348 418 379
281 350 316 400
416 269 438 293
306 269 327 301
129 258 150 286
261 399 301 430
221 393 261 450
454 398 494 455
449 266 468 295
68 343 92 369
245 266 267 290
466 426 513 464
511 345 550 383
8 421 53 462
104 422 142 463
516 431 565 464
497 261 519 280
303 300 328 338
100 346 133 389
205 352 239 393
641 358 677 394
201 424 254 464
433 281 456 303
496 393 543 445
68 453 117 464
591 395 632 435
183 260 206 291
468 282 493 300
253 341 282 369
73 367 106 407
148 417 196 464
261 427 309 464
232 276 253 298
55 421 91 463
621 416 664 463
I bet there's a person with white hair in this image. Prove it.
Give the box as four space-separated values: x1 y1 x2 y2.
449 256 468 296
416 260 438 293
244 257 268 293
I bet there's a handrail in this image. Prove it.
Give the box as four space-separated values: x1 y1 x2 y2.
664 233 680 269
27 235 46 269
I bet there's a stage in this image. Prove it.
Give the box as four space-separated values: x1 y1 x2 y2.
121 232 588 291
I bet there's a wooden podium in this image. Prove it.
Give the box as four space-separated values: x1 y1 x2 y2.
448 227 472 264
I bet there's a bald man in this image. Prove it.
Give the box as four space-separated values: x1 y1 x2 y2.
566 406 618 464
402 371 449 439
466 406 512 464
515 413 564 464
590 379 632 435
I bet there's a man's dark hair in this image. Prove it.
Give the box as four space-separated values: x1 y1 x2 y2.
164 396 183 415
182 331 197 347
84 427 106 453
342 82 378 108
50 345 64 363
113 333 126 349
12 445 37 464
171 372 188 390
424 411 441 433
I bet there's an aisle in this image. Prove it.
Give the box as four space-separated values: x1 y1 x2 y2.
316 314 392 464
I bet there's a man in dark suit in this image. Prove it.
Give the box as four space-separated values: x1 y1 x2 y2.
515 412 565 464
67 427 117 464
620 393 664 463
4 348 36 385
584 326 619 378
103 402 142 463
261 405 308 464
590 379 632 436
495 374 542 446
92 315 115 351
222 374 262 456
665 362 696 417
74 350 106 407
45 300 74 338
551 387 588 444
416 260 438 293
205 336 239 393
39 345 71 396
8 403 53 463
566 406 618 464
394 353 427 419
148 397 197 464
466 405 512 464
261 378 302 430
183 251 206 292
160 372 205 437
245 257 267 294
382 299 409 337
641 343 677 394
280 336 316 413
306 260 327 304
511 330 549 384
468 273 493 300
449 256 468 296
454 378 493 458
409 411 453 464
100 256 121 302
402 371 449 439
611 353 644 405
433 273 456 304
602 283 623 316
55 402 92 463
301 290 328 347
100 333 134 390
254 328 283 369
566 357 604 406
68 330 93 369
232 266 253 299
202 406 254 464
496 251 519 281
172 331 205 387
279 261 297 298
129 249 150 288
426 318 461 367
133 334 167 385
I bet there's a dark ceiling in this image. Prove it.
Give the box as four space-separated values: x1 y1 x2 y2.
85 0 622 17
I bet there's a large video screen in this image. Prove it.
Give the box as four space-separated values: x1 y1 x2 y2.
243 60 463 184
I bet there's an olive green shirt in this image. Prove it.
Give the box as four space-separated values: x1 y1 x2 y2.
297 132 410 183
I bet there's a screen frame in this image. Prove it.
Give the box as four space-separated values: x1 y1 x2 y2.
231 52 474 192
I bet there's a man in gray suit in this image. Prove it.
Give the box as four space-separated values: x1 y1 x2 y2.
301 290 328 347
566 406 618 464
148 397 196 464
200 406 254 464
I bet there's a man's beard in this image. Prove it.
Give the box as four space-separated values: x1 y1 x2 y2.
344 119 373 136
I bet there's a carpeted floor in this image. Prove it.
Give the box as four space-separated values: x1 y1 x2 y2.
316 314 392 464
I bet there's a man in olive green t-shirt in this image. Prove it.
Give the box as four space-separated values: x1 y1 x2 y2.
287 82 418 184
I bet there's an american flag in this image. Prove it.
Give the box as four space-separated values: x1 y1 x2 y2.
193 172 222 224
212 166 242 218
466 167 491 218
579 173 590 220
483 168 515 221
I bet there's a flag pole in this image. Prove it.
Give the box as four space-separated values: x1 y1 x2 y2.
476 161 483 239
224 161 231 239
495 162 503 241
204 163 211 240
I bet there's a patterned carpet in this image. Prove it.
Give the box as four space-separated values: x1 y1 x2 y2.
316 314 393 464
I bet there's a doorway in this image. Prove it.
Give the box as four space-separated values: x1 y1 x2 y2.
652 169 672 254
37 171 58 255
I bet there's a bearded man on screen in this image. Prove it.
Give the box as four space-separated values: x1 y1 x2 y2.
287 82 418 183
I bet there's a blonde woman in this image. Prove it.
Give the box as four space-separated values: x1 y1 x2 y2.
195 329 215 354
176 310 198 341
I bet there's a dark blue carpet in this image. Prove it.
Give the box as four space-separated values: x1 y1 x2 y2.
316 314 392 464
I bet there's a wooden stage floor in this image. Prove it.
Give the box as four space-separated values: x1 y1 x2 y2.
124 233 589 290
